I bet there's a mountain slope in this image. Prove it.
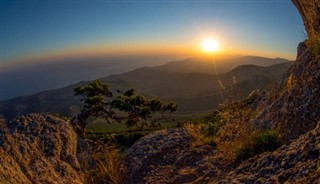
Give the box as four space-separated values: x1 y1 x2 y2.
105 62 291 99
1 55 288 101
0 61 291 120
1 54 176 100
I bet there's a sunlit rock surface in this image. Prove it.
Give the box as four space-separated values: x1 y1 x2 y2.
252 0 320 141
0 114 88 184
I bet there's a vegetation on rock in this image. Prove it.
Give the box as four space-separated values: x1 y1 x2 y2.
235 130 281 162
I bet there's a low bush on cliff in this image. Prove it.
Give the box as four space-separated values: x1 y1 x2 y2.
235 130 281 162
86 130 148 150
184 91 282 164
201 91 259 138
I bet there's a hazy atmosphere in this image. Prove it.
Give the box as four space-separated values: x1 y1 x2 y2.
1 0 304 100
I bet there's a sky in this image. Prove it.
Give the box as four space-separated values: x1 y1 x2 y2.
1 0 305 65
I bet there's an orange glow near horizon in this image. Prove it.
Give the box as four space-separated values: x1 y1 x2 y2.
4 40 297 67
3 43 200 68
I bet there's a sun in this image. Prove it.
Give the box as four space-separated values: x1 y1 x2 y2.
202 38 219 53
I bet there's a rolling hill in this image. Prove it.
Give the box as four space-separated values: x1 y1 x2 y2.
1 55 289 101
0 57 292 120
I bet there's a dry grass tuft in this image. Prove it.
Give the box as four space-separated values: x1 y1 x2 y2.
215 115 254 161
85 145 123 184
183 123 206 147
210 97 258 162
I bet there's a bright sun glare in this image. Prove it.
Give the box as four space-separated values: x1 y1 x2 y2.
202 38 219 53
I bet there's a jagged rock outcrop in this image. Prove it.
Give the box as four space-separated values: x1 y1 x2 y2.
251 0 320 141
252 43 320 141
0 114 88 184
123 129 222 184
292 0 320 43
221 123 320 184
123 129 193 184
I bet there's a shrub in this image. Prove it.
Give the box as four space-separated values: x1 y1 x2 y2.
200 111 225 137
235 130 281 162
184 123 217 147
184 123 205 146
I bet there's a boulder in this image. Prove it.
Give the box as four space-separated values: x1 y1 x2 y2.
123 128 225 184
0 113 87 184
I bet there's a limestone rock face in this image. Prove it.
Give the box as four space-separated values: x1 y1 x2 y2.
123 129 193 184
0 147 32 184
221 124 320 184
251 0 320 141
253 45 320 140
292 0 320 41
122 129 219 184
0 114 86 184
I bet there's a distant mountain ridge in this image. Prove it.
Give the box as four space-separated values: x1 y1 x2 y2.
154 55 290 74
0 56 292 120
0 55 290 101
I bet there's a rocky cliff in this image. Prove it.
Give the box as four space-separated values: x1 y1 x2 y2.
250 0 320 141
252 41 320 141
292 0 320 48
0 114 89 184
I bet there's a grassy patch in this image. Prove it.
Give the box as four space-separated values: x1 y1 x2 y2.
85 146 123 184
235 130 281 162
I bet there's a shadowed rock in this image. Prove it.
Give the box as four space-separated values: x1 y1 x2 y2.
122 129 231 184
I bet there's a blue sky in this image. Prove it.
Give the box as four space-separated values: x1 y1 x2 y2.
1 0 305 63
